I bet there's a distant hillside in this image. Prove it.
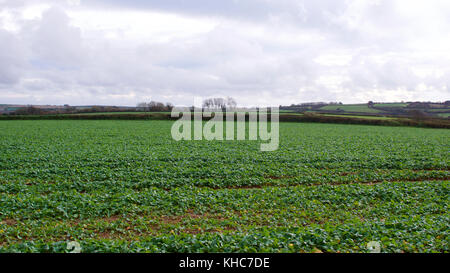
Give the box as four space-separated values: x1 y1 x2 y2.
2 101 449 125
280 101 450 119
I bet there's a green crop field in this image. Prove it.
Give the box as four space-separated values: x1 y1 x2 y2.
374 103 409 108
437 113 450 118
321 114 395 120
0 120 448 253
319 104 384 113
428 109 450 112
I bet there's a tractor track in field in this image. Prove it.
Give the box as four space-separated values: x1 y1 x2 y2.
195 176 450 190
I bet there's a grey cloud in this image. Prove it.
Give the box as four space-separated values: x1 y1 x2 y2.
0 0 449 105
0 30 26 84
32 7 84 68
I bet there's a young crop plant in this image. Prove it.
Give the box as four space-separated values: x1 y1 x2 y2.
0 120 448 253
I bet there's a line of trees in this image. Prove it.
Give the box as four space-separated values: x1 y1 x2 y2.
11 105 141 115
202 97 237 109
12 105 77 115
136 101 174 112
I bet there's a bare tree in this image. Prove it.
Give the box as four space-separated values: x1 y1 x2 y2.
203 97 235 110
138 101 174 112
166 102 174 112
202 98 213 109
137 102 148 111
226 97 237 109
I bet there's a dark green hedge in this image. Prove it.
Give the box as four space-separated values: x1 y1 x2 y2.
1 113 449 129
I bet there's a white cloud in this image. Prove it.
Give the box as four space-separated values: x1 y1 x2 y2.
0 0 449 106
0 29 26 84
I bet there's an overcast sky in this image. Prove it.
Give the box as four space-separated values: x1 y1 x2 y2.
0 0 449 106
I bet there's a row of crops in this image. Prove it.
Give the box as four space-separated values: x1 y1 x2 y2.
0 120 448 252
